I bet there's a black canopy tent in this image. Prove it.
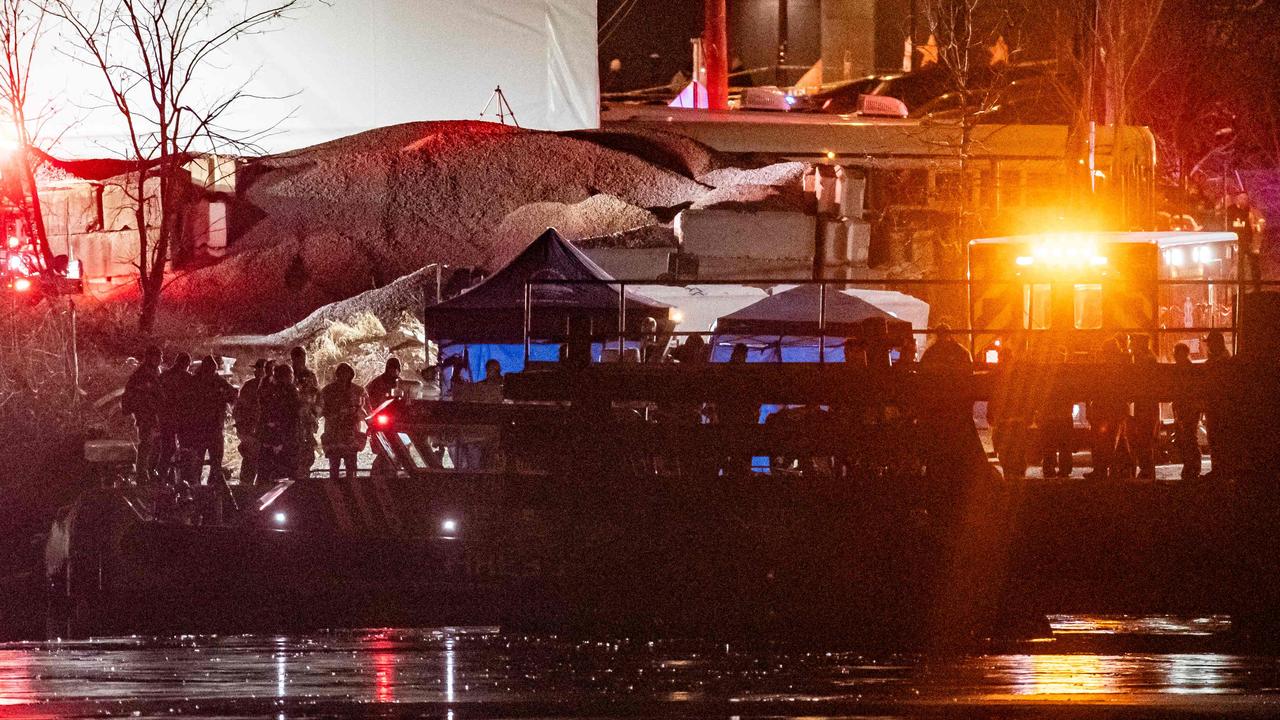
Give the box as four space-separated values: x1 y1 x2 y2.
424 229 670 375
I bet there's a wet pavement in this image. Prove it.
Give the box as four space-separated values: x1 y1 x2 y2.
1 617 1279 719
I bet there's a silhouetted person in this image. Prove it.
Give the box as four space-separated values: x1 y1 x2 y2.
366 356 402 476
565 314 593 370
157 352 193 483
919 323 970 368
1084 337 1130 480
1129 334 1159 479
1039 347 1075 478
1228 194 1259 290
366 357 402 409
1203 330 1234 480
291 346 320 478
672 334 708 364
1172 343 1202 481
183 355 237 488
989 342 1032 480
258 364 302 482
233 359 269 485
640 316 665 363
321 363 369 481
474 358 505 403
718 343 755 476
122 346 163 482
862 317 893 370
918 324 992 502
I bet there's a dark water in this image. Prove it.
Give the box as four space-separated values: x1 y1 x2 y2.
1 617 1279 719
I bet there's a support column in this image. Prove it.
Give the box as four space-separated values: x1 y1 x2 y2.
703 0 729 110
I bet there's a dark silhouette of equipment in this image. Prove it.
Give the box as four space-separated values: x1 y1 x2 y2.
479 85 520 127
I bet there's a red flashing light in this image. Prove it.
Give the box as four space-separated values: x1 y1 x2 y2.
5 236 18 250
373 413 391 428
12 277 32 293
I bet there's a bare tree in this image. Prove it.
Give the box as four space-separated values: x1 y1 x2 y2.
917 0 1020 256
49 0 300 331
0 0 53 268
1049 0 1165 216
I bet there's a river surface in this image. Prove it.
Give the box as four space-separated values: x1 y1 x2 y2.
1 616 1278 719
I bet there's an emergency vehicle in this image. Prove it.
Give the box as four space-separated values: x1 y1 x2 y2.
969 231 1239 361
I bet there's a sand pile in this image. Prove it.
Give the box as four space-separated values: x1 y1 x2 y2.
166 121 710 331
165 121 809 336
215 266 435 352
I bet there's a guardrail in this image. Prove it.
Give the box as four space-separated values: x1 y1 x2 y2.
521 277 1280 365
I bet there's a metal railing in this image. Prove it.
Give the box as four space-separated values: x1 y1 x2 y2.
520 276 1280 365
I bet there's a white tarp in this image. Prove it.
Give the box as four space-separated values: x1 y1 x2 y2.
40 0 599 157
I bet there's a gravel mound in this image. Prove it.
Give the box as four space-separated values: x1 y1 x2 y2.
487 195 658 267
699 161 808 188
565 127 725 179
214 266 435 351
165 121 709 331
691 183 815 213
575 224 678 250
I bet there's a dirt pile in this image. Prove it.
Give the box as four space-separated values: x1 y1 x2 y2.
163 121 807 335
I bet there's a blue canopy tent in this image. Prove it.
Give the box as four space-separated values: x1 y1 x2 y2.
709 284 913 362
423 228 671 378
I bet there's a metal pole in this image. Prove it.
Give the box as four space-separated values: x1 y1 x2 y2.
818 282 827 363
523 281 532 366
69 298 80 405
703 0 729 110
617 282 627 358
776 0 788 85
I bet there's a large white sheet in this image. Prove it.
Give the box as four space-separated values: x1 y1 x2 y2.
41 0 599 157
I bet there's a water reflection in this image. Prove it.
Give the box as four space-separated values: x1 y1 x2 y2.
0 622 1271 717
1007 654 1119 695
0 650 33 706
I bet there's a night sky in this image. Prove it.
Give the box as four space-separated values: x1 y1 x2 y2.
598 0 703 92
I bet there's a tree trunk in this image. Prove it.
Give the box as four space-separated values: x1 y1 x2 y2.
20 149 52 269
135 169 154 333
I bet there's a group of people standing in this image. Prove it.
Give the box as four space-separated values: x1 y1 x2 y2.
987 330 1234 482
123 346 407 486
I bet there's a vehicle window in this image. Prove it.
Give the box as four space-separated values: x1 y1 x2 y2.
1024 283 1052 330
1074 284 1103 329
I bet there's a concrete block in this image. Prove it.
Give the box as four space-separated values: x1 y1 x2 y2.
835 166 866 217
814 165 839 214
581 248 673 280
676 208 815 261
818 218 871 268
694 255 813 280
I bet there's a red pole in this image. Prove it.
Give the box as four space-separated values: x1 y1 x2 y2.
703 0 728 110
